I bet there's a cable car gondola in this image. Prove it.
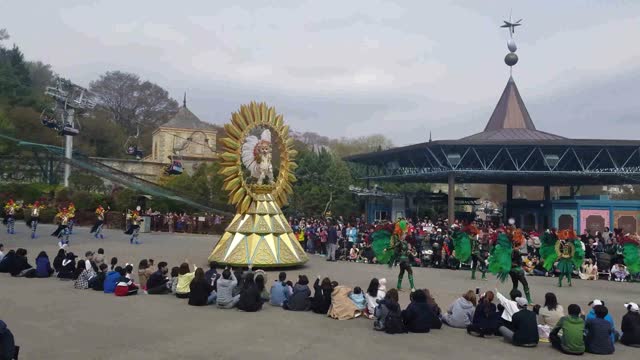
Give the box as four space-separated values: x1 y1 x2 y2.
166 160 183 175
165 153 183 175
124 125 144 159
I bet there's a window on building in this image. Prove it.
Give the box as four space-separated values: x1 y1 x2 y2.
374 210 388 221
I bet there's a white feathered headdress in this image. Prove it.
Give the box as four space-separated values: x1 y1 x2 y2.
241 129 272 179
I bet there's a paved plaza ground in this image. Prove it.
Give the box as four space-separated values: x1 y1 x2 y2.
1 224 638 359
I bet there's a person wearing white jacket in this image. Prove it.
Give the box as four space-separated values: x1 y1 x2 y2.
365 278 386 319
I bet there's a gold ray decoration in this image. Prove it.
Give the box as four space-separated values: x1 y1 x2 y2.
208 102 307 267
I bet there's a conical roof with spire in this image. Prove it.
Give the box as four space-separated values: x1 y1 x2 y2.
160 93 216 131
461 77 564 141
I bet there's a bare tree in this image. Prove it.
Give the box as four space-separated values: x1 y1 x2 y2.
0 28 9 42
89 71 179 134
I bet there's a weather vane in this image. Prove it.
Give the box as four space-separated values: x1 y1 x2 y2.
500 12 522 37
501 11 523 73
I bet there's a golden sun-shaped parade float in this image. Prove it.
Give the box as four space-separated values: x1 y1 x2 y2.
208 102 308 267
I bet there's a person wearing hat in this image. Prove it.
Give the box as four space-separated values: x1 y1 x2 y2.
621 302 640 347
585 305 615 354
549 304 585 355
586 299 619 344
497 296 539 347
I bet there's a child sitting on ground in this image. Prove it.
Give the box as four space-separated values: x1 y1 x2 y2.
168 266 180 294
349 245 359 262
115 267 139 296
349 286 367 311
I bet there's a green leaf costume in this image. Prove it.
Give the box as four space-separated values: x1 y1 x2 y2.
488 233 512 282
451 230 472 263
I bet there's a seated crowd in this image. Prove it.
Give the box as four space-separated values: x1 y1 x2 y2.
1 243 640 357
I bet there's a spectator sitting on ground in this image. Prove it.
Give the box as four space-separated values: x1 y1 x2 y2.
498 297 539 347
534 292 564 342
104 266 122 294
0 320 19 360
204 261 218 285
442 290 477 328
35 251 54 278
402 289 442 333
168 266 179 294
621 302 640 347
188 268 216 306
284 275 311 311
175 261 197 299
374 288 404 333
57 252 77 280
114 267 138 296
237 272 263 312
585 305 615 355
146 261 170 294
349 286 366 311
310 276 333 314
423 289 442 319
580 259 598 280
364 278 386 319
269 272 289 307
0 243 4 262
495 287 522 330
94 248 105 267
467 291 499 337
51 249 65 274
254 272 269 303
84 251 98 273
73 260 96 290
549 304 585 355
137 259 153 291
109 257 118 271
586 299 618 344
217 267 240 309
90 264 108 291
10 248 35 277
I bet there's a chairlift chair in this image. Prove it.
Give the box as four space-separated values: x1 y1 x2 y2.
59 125 79 136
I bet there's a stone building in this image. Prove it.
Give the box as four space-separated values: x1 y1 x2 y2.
149 97 218 173
92 96 218 183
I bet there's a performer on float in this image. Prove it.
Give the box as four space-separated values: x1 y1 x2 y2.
4 199 21 235
391 219 415 292
67 202 76 234
488 221 532 304
124 206 143 244
540 229 584 287
90 205 109 239
52 207 71 247
27 201 46 238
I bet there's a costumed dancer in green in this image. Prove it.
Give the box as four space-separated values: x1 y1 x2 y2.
392 219 415 291
540 229 584 287
451 224 473 278
620 234 640 281
488 224 532 304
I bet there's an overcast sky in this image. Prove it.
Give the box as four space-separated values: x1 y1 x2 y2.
3 0 640 145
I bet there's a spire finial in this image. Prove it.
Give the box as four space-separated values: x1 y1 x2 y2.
501 12 522 71
183 92 187 108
